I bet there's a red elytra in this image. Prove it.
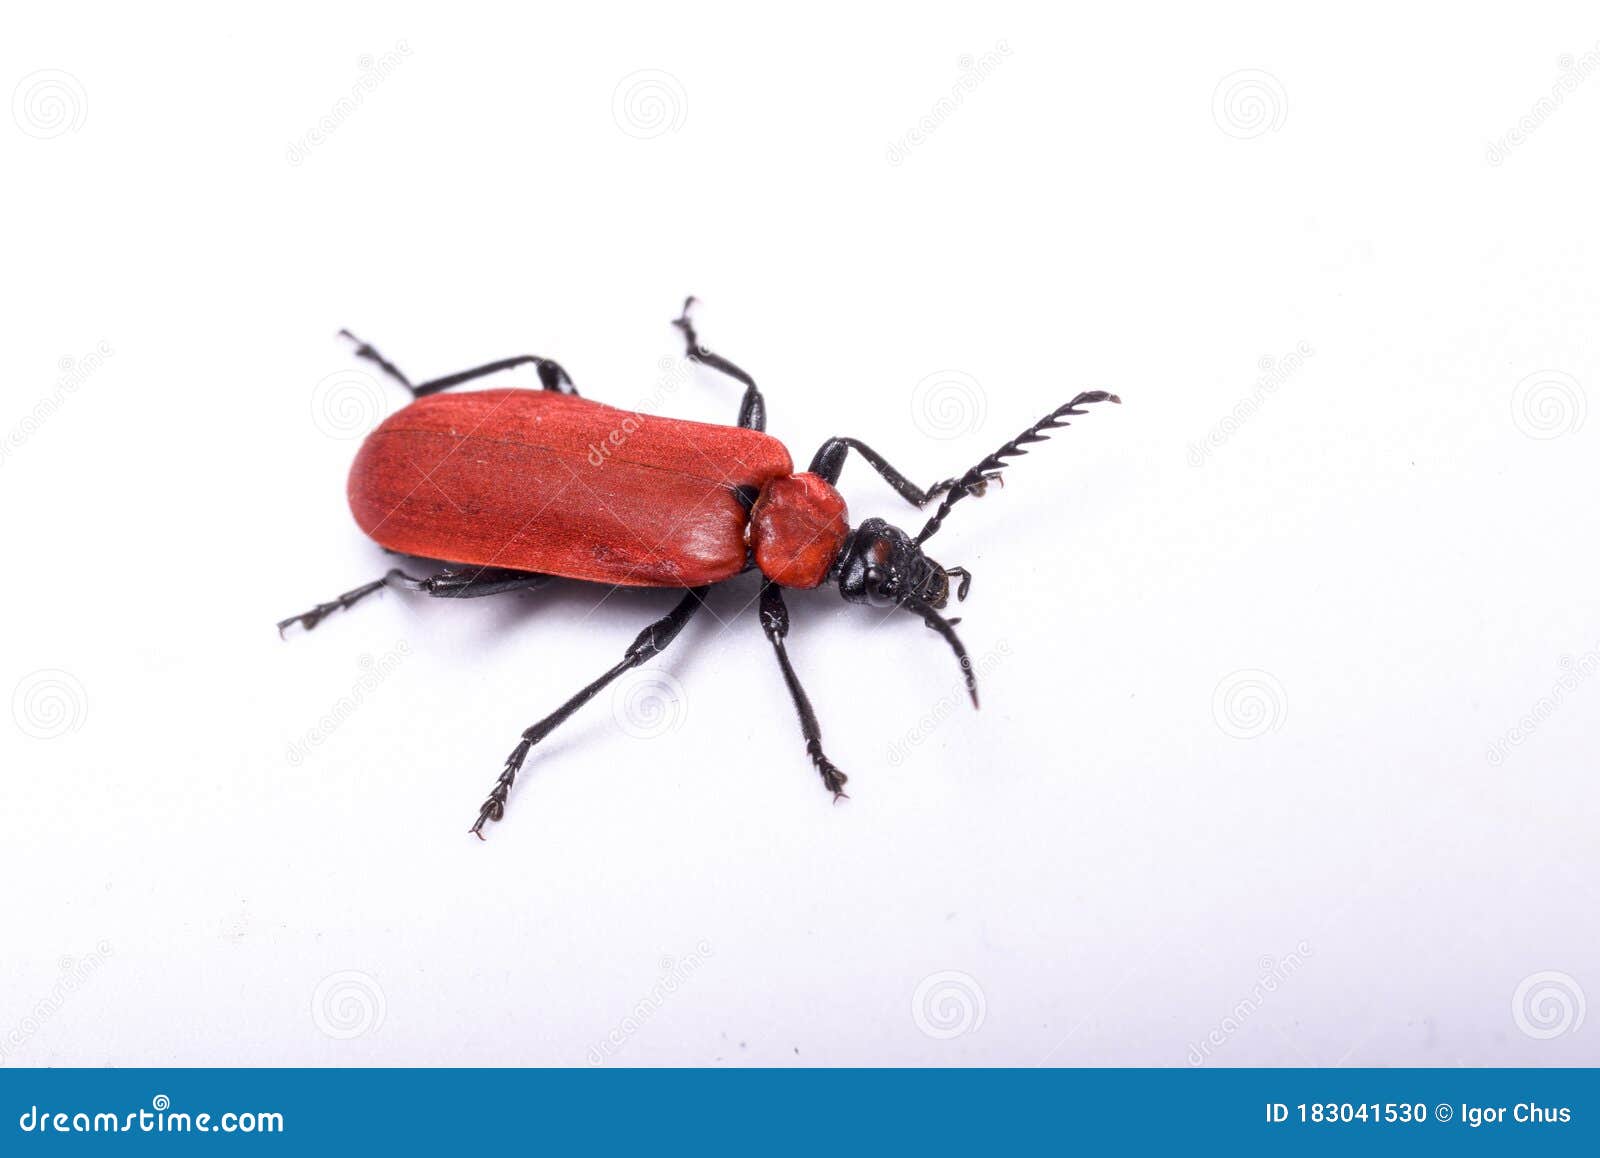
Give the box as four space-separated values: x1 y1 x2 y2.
347 388 849 588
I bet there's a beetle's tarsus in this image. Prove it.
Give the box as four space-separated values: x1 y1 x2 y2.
276 604 334 636
275 584 380 637
670 296 767 431
809 741 848 799
671 297 700 351
926 470 1003 504
469 772 513 839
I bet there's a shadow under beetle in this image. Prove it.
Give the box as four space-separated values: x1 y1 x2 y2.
280 299 1120 838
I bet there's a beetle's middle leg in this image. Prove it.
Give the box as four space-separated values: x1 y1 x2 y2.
338 330 579 397
671 297 767 431
469 585 711 838
277 565 552 636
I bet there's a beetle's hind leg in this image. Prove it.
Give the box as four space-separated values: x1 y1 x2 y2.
337 330 579 397
671 297 767 431
470 586 710 839
277 565 552 636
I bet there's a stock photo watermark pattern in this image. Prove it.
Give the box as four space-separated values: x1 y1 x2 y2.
588 942 714 1064
11 69 86 139
584 353 698 467
0 942 114 1065
887 641 1010 767
311 367 389 440
609 669 690 741
911 970 987 1040
1486 43 1600 166
910 370 987 442
311 971 387 1041
1211 669 1288 740
612 70 688 139
1 342 114 467
285 643 411 766
1211 70 1287 140
1187 942 1314 1066
11 669 88 740
1509 369 1585 440
285 42 412 166
1511 971 1586 1041
1188 342 1313 466
886 42 1012 165
1484 647 1598 766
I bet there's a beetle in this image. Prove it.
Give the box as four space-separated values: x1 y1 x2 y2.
280 298 1119 837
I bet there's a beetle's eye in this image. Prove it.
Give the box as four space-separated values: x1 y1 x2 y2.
863 565 895 606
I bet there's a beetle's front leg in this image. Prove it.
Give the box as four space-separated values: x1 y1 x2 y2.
759 580 847 799
470 586 710 838
808 437 1003 509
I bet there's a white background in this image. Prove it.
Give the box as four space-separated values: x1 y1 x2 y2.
2 2 1596 1067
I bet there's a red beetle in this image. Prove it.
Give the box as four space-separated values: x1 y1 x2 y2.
281 299 1119 837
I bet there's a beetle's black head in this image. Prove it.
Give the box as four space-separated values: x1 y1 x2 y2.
833 518 971 611
832 517 978 704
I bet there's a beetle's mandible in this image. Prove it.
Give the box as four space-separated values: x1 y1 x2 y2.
280 298 1120 838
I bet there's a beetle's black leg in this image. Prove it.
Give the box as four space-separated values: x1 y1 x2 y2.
276 565 552 636
337 330 579 397
809 438 1003 508
469 586 710 838
671 297 766 431
759 580 848 799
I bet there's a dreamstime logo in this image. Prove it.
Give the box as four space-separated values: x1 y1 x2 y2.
1187 942 1313 1065
612 70 687 139
311 970 387 1040
1511 970 1586 1040
1211 669 1287 740
911 970 987 1040
0 941 113 1065
910 370 987 441
886 42 1013 165
587 352 703 467
1188 342 1313 466
12 69 87 139
285 43 412 165
887 641 1010 766
1212 70 1288 140
12 669 88 740
1485 647 1599 766
611 670 688 740
286 642 411 766
1486 44 1600 165
1 341 115 468
1510 370 1585 440
588 941 713 1064
311 368 388 439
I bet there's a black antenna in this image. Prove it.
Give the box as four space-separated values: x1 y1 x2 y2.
915 391 1120 545
901 593 978 707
